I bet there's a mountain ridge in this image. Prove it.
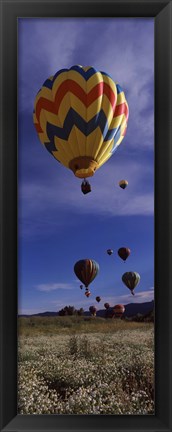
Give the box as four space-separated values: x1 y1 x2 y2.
19 300 154 318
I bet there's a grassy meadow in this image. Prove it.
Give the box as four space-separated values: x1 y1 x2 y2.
18 316 154 415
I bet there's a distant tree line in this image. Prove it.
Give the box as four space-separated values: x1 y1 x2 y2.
58 306 84 316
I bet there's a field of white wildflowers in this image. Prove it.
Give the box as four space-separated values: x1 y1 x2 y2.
18 319 154 415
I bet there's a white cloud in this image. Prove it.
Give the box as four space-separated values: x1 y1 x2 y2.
50 298 92 309
18 158 154 237
92 20 154 150
104 287 154 306
36 282 74 292
19 19 82 112
122 289 154 303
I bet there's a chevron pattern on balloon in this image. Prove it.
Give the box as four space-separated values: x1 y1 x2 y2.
33 65 129 176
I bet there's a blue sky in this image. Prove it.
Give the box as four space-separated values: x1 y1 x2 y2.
18 18 154 315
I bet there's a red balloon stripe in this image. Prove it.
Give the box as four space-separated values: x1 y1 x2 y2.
35 80 117 127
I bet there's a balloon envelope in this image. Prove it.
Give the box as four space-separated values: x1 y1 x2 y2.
118 247 130 261
107 249 113 255
33 65 129 179
74 259 99 287
119 180 128 189
106 308 115 318
113 304 125 317
122 271 140 294
96 296 101 303
85 291 91 297
89 306 97 316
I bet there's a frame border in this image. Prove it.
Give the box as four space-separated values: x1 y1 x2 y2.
0 1 172 431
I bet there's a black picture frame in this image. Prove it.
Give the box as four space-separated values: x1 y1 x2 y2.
0 0 172 431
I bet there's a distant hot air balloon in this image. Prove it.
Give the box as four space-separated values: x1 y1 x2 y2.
113 304 125 318
74 259 99 288
80 285 83 290
119 180 128 189
96 296 101 303
118 247 131 262
107 249 113 256
33 65 129 191
89 306 97 316
104 303 110 310
106 308 115 318
122 271 140 295
85 290 91 298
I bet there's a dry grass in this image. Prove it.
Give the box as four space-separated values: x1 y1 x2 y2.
18 315 153 336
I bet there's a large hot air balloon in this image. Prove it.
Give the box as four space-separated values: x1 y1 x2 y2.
96 296 101 303
74 259 99 288
113 304 125 318
104 302 110 310
119 180 128 189
89 306 97 316
122 271 140 295
33 65 129 191
107 249 113 256
118 247 130 262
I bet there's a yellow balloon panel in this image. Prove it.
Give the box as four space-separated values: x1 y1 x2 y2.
67 126 87 159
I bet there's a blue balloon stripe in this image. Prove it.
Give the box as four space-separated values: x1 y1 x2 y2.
109 127 122 154
44 140 57 153
69 65 98 81
41 67 119 92
86 110 108 137
53 68 68 81
42 79 54 90
105 124 121 142
100 71 113 79
42 67 99 91
116 83 123 94
43 69 68 89
45 108 118 143
113 126 121 144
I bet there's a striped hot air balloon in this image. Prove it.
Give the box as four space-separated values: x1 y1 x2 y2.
85 290 91 298
113 304 125 318
122 272 140 295
74 259 99 288
33 65 129 189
